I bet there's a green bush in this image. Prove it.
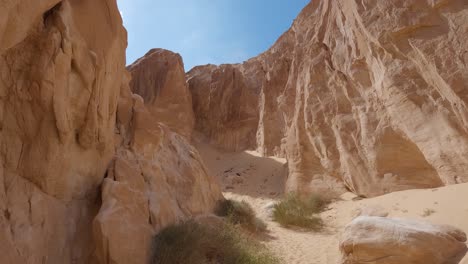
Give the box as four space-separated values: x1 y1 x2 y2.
151 221 279 264
272 193 331 231
216 199 267 233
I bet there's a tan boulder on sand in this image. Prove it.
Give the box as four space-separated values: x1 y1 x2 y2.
340 216 467 264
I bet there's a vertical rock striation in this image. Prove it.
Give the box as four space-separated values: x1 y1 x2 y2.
188 63 263 151
187 0 468 197
0 0 127 263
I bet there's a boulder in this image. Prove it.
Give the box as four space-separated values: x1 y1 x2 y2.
340 216 467 264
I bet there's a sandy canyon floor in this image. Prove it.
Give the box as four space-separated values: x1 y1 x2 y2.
195 140 468 264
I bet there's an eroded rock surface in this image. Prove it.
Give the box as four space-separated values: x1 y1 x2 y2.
188 63 262 151
340 216 467 264
188 0 468 197
0 0 126 263
0 1 222 264
93 71 222 264
128 49 195 138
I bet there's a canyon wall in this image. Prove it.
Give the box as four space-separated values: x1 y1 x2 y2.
0 0 126 263
94 50 222 264
128 49 195 139
2 0 468 262
188 0 468 197
0 1 222 264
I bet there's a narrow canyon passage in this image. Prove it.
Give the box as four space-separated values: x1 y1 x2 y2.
196 138 468 264
2 0 468 263
195 138 338 263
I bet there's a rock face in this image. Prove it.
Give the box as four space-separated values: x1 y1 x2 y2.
0 0 61 53
188 63 262 151
340 216 467 264
0 0 126 263
0 1 222 264
128 49 195 138
187 0 468 197
93 65 222 264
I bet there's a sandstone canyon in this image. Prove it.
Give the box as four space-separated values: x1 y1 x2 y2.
188 0 468 198
1 0 468 263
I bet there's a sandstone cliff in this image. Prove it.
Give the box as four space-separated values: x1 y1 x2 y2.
128 49 195 138
0 1 222 264
93 51 222 264
0 0 126 263
188 0 468 197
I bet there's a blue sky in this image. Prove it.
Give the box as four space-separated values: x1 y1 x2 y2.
117 0 310 70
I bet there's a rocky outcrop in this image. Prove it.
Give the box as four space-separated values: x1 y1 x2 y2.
340 216 467 264
0 0 126 263
0 1 222 264
0 0 60 53
188 63 262 151
128 49 194 138
187 0 468 197
93 67 222 264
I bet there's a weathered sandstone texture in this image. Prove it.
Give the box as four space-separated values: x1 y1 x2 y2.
93 63 222 264
188 0 468 197
188 63 262 151
0 1 222 264
128 49 195 138
0 0 126 263
340 216 467 264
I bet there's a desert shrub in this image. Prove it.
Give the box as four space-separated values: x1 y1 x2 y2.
151 220 279 264
216 199 267 233
272 193 332 231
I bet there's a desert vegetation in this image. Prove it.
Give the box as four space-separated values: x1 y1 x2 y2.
216 199 267 233
151 220 279 264
272 193 332 231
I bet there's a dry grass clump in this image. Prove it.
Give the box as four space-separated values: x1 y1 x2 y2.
216 199 267 233
272 193 333 231
151 220 279 264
